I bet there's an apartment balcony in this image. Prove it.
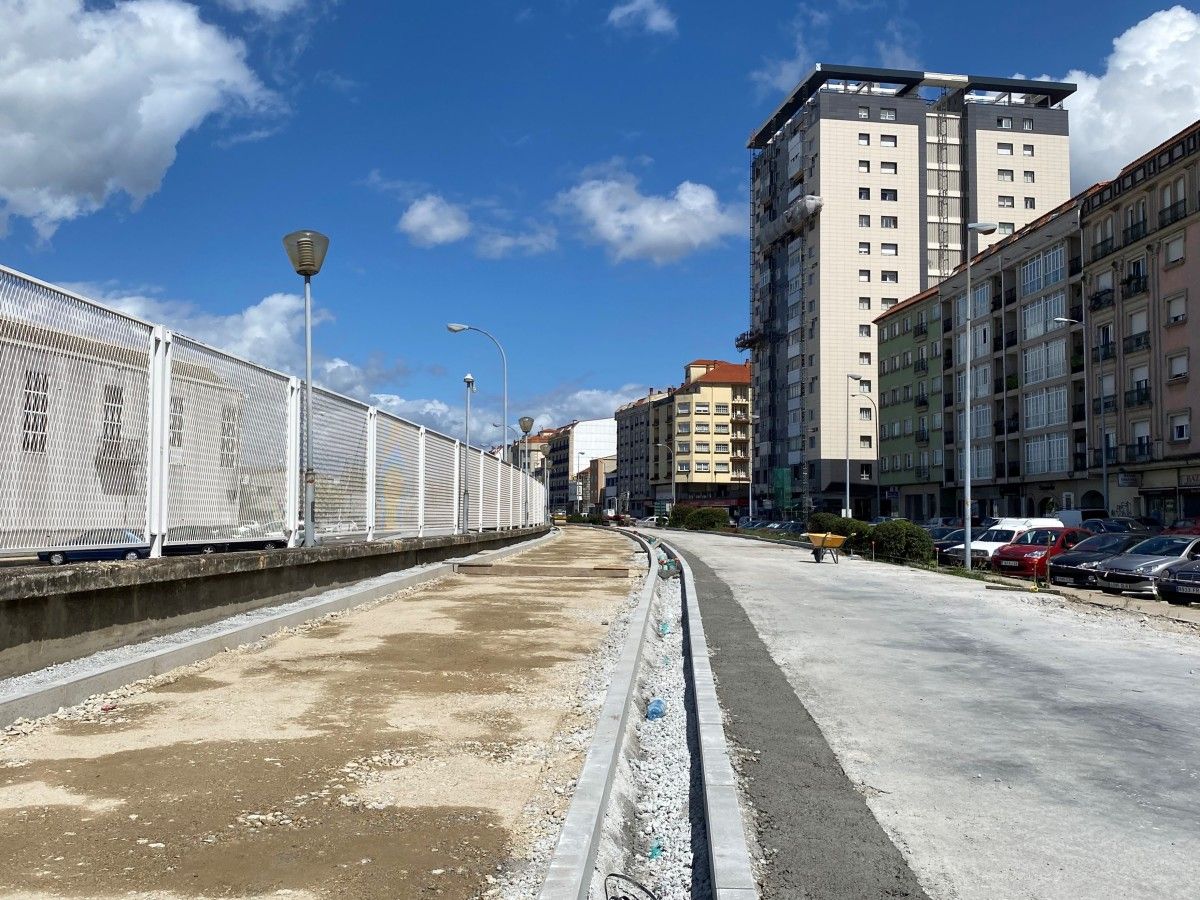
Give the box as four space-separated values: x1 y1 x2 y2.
991 294 1003 312
1088 288 1115 311
914 322 928 338
1124 440 1161 463
1005 330 1018 348
1091 236 1115 261
1004 416 1020 434
1160 199 1188 228
1004 287 1016 306
731 432 749 441
1092 447 1118 466
735 329 765 351
943 392 954 409
914 358 928 374
1093 394 1117 415
915 428 930 444
994 463 1007 480
1007 461 1020 478
992 334 1003 353
1069 255 1083 276
1071 353 1085 374
731 412 750 422
1072 402 1086 423
1124 385 1152 408
1122 275 1148 300
942 351 954 371
1073 451 1088 472
1092 342 1116 363
914 394 929 410
914 465 930 480
1069 304 1083 321
944 430 955 445
1123 331 1151 353
993 376 1004 395
1122 220 1147 245
1005 374 1019 392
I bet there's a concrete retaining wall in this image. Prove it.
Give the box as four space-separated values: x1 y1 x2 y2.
0 527 548 678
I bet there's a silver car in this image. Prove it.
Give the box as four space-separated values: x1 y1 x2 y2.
1095 535 1200 595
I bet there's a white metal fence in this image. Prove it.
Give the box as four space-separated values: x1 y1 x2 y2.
0 264 547 555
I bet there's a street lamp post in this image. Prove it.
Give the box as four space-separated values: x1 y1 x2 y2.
1055 315 1103 511
846 374 863 518
519 416 534 525
282 230 330 549
853 390 880 517
447 324 508 465
748 413 759 519
462 373 476 534
963 222 998 569
539 444 552 522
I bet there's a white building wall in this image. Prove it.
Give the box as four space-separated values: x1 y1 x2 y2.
570 418 617 476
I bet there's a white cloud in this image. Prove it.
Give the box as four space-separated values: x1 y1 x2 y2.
750 4 829 94
476 224 558 259
0 0 273 239
607 0 677 35
559 170 741 264
397 194 473 247
1051 6 1200 191
218 0 307 19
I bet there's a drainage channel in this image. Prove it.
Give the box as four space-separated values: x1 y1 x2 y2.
0 530 558 729
539 529 758 900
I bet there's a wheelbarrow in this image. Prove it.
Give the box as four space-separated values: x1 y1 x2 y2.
805 532 848 564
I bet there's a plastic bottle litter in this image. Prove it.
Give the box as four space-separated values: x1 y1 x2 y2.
648 837 664 859
646 698 667 720
658 621 671 636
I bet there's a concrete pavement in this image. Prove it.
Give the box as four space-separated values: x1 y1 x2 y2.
660 529 1200 900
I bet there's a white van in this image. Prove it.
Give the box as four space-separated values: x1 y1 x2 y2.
1058 508 1109 528
945 517 1064 567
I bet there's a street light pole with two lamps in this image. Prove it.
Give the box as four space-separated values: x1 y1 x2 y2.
963 222 998 568
653 442 675 516
1055 314 1105 511
853 389 880 517
462 373 476 534
282 230 330 549
846 373 864 518
447 324 508 465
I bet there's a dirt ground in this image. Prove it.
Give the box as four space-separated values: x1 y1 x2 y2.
0 528 642 899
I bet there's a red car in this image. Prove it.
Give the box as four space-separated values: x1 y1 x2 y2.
990 527 1094 577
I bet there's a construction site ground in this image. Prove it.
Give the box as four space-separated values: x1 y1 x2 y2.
0 528 642 900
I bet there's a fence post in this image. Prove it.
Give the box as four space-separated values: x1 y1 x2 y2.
496 456 503 531
477 449 485 532
365 407 378 541
417 426 426 537
285 377 302 548
453 439 462 534
146 326 173 558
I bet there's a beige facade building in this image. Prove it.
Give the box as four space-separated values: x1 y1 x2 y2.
745 65 1073 518
648 360 752 515
615 390 668 516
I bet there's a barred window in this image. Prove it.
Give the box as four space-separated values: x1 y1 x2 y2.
22 370 49 453
220 404 240 469
170 396 184 448
99 385 124 458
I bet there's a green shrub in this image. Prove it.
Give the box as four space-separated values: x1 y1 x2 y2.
566 514 587 523
669 506 695 529
870 520 934 563
686 507 731 531
807 511 841 534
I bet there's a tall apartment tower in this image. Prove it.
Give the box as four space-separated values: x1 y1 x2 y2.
742 65 1074 517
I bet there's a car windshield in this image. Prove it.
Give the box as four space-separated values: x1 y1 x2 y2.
1073 534 1130 553
939 529 965 542
1127 536 1194 557
978 529 1016 543
1014 529 1060 546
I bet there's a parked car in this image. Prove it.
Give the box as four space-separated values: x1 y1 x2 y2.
932 528 966 565
1081 517 1151 534
989 527 1093 577
1057 508 1110 528
943 518 1064 568
1095 535 1200 595
1047 533 1149 587
38 529 149 565
1152 559 1200 605
926 526 961 541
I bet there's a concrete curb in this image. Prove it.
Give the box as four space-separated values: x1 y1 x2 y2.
0 530 558 728
538 529 657 900
657 537 760 900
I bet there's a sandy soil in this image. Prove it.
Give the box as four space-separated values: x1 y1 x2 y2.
0 528 641 899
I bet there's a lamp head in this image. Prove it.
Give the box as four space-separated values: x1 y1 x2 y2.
967 222 998 235
463 373 475 390
847 373 862 382
1052 317 1078 325
519 416 534 435
446 323 469 333
282 230 330 277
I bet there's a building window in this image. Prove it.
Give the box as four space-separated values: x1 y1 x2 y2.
859 324 871 337
1023 118 1034 131
860 436 873 449
676 441 690 454
695 422 710 434
998 195 1015 208
858 379 872 393
714 423 729 434
677 422 690 434
858 296 871 310
715 403 728 414
169 396 183 449
998 142 1013 155
694 403 710 414
882 297 898 309
21 370 49 453
881 270 899 283
859 241 871 255
715 461 729 473
676 402 690 414
859 269 871 282
1023 144 1035 156
1170 412 1191 442
880 107 896 120
860 352 872 365
677 461 690 473
881 188 898 201
1024 170 1035 183
1024 197 1036 210
858 105 870 119
220 404 240 468
881 215 897 229
1168 353 1188 380
1166 235 1185 265
999 222 1015 235
695 441 710 453
997 116 1012 129
1167 294 1186 324
858 132 870 146
859 187 870 200
881 243 898 256
695 461 710 473
881 134 897 147
100 385 124 460
859 214 871 227
859 159 870 173
998 169 1014 182
859 407 873 421
881 161 897 174
715 442 729 453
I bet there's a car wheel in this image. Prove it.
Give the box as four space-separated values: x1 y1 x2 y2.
124 550 140 561
200 544 217 554
262 541 279 550
48 552 66 566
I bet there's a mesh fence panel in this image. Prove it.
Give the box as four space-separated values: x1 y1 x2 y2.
0 267 153 551
422 432 457 536
482 453 499 530
464 448 482 530
500 463 513 528
305 389 369 537
166 337 290 545
375 413 420 538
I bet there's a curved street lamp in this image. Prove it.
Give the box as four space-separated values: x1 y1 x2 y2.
963 221 998 568
447 323 508 465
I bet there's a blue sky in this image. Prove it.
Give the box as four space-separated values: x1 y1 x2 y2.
2 0 1198 440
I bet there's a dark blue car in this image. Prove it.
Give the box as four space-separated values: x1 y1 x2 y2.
38 529 149 565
